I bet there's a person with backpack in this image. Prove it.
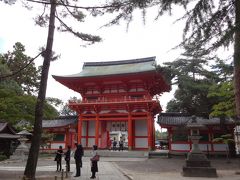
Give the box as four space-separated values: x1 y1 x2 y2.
64 145 71 172
74 144 84 177
113 137 117 151
55 146 63 172
90 145 99 179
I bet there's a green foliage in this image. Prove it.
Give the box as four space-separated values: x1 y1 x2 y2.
212 134 234 144
40 130 55 148
155 129 168 139
0 90 58 125
0 153 7 161
60 103 77 116
164 54 218 117
0 43 59 125
163 47 235 118
0 42 41 95
208 82 235 117
46 97 63 108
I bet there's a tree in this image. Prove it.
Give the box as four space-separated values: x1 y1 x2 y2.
163 53 235 117
60 103 77 116
60 97 79 116
0 42 41 95
161 52 218 117
0 45 58 125
208 60 235 117
208 82 235 117
19 1 102 178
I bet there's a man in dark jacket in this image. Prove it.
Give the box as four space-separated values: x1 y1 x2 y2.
64 145 71 172
74 144 84 177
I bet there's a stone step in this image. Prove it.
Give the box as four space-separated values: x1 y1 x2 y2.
83 150 148 158
182 166 217 177
186 160 211 167
148 150 169 158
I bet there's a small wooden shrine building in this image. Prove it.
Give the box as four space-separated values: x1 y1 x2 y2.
0 122 20 157
158 113 235 154
52 57 170 150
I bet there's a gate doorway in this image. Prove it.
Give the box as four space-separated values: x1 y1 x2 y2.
103 121 128 150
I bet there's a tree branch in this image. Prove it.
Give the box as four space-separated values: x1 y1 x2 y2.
55 14 101 43
26 0 123 10
0 51 44 79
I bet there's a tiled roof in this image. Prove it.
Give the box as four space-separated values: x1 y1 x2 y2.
158 113 235 126
0 122 16 134
42 116 77 128
0 133 20 139
53 57 156 78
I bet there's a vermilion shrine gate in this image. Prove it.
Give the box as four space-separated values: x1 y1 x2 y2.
53 57 170 150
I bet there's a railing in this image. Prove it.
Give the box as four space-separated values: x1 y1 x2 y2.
69 96 159 104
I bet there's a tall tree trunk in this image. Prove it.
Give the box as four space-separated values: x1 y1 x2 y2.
234 0 240 120
24 0 56 179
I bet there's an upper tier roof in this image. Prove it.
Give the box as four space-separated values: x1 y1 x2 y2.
54 56 156 78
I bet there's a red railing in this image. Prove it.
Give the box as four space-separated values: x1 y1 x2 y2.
69 96 159 104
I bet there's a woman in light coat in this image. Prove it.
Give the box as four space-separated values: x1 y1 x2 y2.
90 145 99 179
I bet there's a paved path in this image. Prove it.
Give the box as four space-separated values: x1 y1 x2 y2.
0 156 240 180
0 157 131 180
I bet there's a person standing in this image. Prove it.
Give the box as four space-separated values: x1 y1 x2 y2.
74 144 84 177
55 146 63 172
107 138 112 151
90 145 99 179
119 138 124 151
64 145 71 172
113 137 117 151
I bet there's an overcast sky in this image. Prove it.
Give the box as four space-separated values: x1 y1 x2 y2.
0 1 184 116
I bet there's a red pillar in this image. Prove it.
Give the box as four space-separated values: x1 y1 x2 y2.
77 114 82 144
153 118 156 149
65 127 69 148
86 121 89 147
168 128 172 151
147 112 154 150
128 112 133 150
95 113 99 146
209 127 214 152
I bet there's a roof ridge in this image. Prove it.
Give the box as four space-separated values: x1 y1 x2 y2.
83 56 156 67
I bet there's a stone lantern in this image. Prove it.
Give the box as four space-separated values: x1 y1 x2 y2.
187 115 204 154
10 129 32 161
182 115 217 177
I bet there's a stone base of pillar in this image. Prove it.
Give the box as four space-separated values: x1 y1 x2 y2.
148 146 154 151
128 146 132 151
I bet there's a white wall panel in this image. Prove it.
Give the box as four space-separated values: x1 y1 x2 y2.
81 138 86 147
213 144 228 151
88 138 95 147
51 143 65 149
135 138 148 148
135 120 147 136
172 144 190 151
89 121 95 136
82 121 87 136
199 144 211 151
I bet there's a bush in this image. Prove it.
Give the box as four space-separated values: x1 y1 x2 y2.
0 154 8 161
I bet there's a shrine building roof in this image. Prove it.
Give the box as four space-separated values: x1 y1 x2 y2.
0 122 17 134
158 113 235 127
0 121 20 139
42 116 77 128
53 56 156 78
